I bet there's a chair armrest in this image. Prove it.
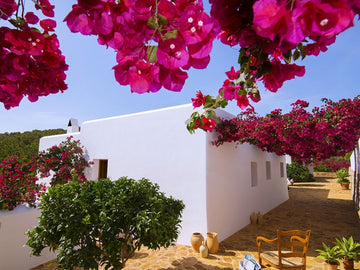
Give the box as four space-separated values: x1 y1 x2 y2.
256 236 278 246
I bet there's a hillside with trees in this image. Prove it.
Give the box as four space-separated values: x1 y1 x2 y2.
0 129 66 162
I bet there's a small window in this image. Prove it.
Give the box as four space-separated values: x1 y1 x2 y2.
280 162 285 178
251 162 258 187
266 161 271 180
98 159 108 179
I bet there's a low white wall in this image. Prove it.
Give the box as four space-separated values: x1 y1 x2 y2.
0 205 56 270
206 135 289 242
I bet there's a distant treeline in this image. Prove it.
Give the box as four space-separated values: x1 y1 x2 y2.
0 129 66 162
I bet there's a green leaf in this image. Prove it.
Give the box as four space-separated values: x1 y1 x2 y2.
157 14 168 27
238 48 246 64
147 15 157 30
163 30 178 40
283 51 292 64
293 50 301 61
147 46 158 63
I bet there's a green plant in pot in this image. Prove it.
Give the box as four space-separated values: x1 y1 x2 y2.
316 242 341 269
335 236 360 270
335 168 350 189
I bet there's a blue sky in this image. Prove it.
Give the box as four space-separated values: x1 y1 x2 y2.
0 1 359 133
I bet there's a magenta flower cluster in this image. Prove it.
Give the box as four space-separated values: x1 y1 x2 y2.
187 0 359 130
36 136 92 186
0 156 45 211
214 97 360 164
64 0 219 93
0 0 68 109
0 137 92 211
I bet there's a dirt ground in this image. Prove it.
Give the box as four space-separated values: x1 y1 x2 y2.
32 175 360 270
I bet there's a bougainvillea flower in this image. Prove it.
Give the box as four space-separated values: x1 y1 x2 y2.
225 66 240 80
304 34 336 56
187 30 215 59
252 0 288 41
35 0 55 17
180 6 214 45
157 37 189 69
64 6 94 35
263 59 305 92
78 0 104 10
0 0 17 19
160 67 188 92
94 11 113 36
299 1 354 37
191 90 206 108
127 62 153 93
236 94 250 110
25 12 39 24
201 117 217 132
184 55 210 69
40 19 57 32
220 79 241 100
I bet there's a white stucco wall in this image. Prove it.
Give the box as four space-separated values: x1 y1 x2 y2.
206 138 288 242
0 206 56 270
39 104 208 245
38 104 289 247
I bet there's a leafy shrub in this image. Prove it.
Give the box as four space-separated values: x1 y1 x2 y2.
313 164 331 172
26 177 185 269
286 162 314 182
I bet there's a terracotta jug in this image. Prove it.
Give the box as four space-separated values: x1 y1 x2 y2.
257 212 264 224
250 212 257 224
206 232 219 254
199 241 208 258
191 232 204 252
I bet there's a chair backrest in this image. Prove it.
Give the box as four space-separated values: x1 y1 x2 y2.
276 230 311 266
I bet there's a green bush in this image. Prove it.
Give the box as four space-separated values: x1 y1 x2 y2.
26 177 185 270
286 162 314 182
313 164 331 172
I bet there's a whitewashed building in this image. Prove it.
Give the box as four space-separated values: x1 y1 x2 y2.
38 104 289 245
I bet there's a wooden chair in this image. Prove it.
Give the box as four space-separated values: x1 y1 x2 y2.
256 230 311 270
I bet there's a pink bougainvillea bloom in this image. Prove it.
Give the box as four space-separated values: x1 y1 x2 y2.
40 19 57 32
35 0 55 17
225 66 240 80
263 59 305 92
304 35 336 56
252 0 287 41
64 6 94 35
94 11 113 36
299 1 354 37
236 94 250 110
191 90 206 108
180 6 214 45
201 117 217 132
184 55 210 69
220 79 241 100
187 30 215 59
0 0 17 19
78 0 103 10
127 62 152 94
160 67 188 92
157 37 189 69
25 12 39 24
